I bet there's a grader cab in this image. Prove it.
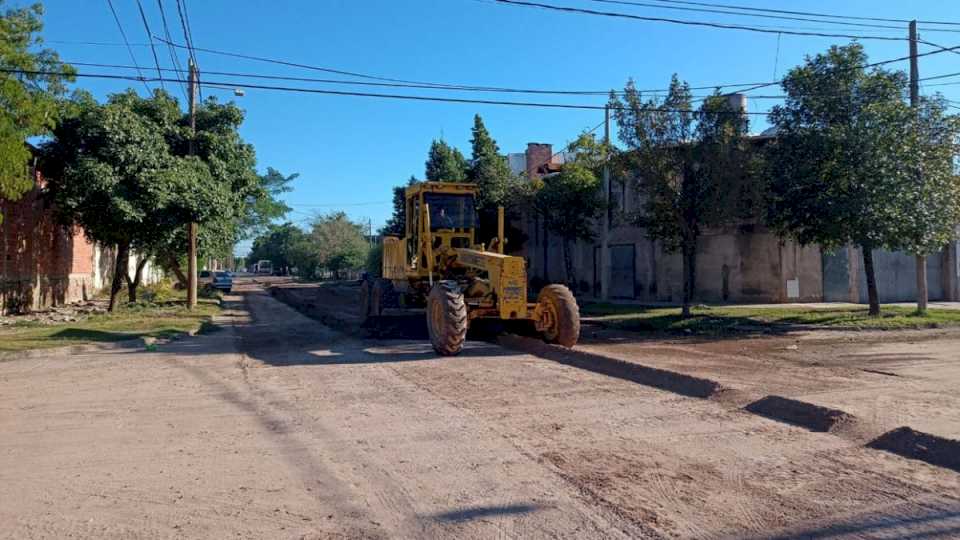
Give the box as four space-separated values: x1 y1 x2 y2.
361 181 580 355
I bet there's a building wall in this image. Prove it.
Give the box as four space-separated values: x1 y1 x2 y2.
1 173 164 314
1 173 98 313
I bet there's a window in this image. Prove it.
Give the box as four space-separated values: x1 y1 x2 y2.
423 193 476 230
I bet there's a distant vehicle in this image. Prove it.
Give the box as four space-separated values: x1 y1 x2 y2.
255 260 273 275
212 271 233 293
199 270 213 284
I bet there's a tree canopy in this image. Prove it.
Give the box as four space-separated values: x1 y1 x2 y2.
425 139 468 182
0 1 74 209
525 132 607 288
765 43 946 315
468 114 515 208
610 75 758 316
42 89 262 309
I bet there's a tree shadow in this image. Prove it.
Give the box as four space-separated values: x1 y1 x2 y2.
427 503 544 523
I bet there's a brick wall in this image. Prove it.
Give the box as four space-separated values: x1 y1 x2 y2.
1 170 96 314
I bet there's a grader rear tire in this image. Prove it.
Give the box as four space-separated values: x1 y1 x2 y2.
427 281 467 356
538 284 580 348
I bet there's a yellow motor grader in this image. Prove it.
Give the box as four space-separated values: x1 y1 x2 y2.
361 181 580 355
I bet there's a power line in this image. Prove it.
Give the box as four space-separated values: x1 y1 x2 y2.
490 0 909 41
134 0 164 90
174 0 201 100
0 67 778 114
156 0 188 100
586 0 919 32
65 60 792 98
632 0 960 27
104 0 150 92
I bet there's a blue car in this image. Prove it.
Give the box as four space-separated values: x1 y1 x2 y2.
212 271 233 293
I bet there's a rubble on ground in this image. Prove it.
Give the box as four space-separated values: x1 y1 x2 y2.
0 300 108 327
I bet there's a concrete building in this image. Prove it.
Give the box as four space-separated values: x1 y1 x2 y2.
1 168 162 314
510 120 960 304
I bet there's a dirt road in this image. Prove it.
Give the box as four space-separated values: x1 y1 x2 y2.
2 281 959 538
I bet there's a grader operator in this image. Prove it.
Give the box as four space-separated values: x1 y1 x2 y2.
361 181 580 355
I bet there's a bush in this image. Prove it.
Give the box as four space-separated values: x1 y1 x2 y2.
140 279 180 303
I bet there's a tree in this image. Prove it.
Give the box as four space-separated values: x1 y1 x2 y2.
469 114 514 208
240 167 296 239
610 76 758 317
247 223 307 275
525 132 607 288
44 91 211 310
0 2 74 215
767 44 916 316
893 97 960 314
309 212 369 279
425 139 468 182
44 90 262 308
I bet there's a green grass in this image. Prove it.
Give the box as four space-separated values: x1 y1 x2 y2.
581 303 960 335
0 298 221 354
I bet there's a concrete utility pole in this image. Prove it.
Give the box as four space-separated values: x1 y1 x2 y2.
600 105 611 301
187 59 199 310
909 20 929 314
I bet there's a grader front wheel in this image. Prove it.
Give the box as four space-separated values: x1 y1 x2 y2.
537 284 580 348
427 281 468 356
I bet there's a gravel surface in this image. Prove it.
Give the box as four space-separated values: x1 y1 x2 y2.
2 279 958 539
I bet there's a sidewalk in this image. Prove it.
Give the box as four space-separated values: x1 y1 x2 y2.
582 298 960 310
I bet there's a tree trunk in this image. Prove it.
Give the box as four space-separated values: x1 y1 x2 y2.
681 236 697 319
166 255 188 289
108 241 130 312
862 244 881 317
126 257 150 303
562 237 576 291
916 255 928 315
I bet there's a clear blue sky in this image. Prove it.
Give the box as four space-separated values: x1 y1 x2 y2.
30 0 960 255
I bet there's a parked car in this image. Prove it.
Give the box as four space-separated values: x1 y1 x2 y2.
199 270 213 285
211 271 233 293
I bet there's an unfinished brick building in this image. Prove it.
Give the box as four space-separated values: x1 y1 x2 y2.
0 169 103 314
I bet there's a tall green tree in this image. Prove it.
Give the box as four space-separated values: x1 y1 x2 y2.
247 223 307 276
767 43 916 316
43 90 214 310
610 76 759 317
468 114 514 208
44 90 263 308
0 2 74 214
310 212 369 279
240 167 295 239
893 97 960 314
425 139 468 182
526 132 607 288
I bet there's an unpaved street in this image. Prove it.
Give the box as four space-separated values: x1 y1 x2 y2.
2 281 959 539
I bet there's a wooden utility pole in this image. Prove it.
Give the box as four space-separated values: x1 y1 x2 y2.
600 105 611 301
909 20 929 314
187 59 199 310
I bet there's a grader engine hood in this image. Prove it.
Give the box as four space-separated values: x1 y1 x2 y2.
455 249 528 319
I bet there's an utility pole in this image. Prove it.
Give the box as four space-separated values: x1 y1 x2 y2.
187 59 198 310
600 105 611 301
909 20 928 314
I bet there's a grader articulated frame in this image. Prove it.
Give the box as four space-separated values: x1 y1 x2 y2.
360 181 579 355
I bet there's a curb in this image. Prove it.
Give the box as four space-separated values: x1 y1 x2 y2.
497 333 960 474
0 337 152 361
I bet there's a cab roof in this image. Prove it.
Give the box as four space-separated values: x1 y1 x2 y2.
405 181 479 198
